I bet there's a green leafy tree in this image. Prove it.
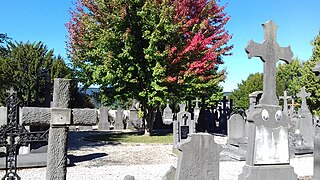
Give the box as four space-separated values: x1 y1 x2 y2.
276 58 303 97
0 41 73 106
67 0 233 133
299 32 320 114
229 72 263 109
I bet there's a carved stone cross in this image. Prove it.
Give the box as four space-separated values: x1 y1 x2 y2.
245 20 293 105
279 91 292 115
21 79 97 180
297 87 311 112
182 114 188 125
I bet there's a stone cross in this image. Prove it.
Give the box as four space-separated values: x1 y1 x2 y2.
312 62 320 180
279 91 292 115
239 21 297 180
297 87 311 113
245 20 293 105
21 79 97 180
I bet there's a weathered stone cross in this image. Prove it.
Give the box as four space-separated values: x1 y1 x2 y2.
296 87 311 112
245 20 293 105
279 91 292 115
21 78 97 180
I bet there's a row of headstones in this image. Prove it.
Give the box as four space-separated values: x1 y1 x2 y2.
170 97 233 150
227 87 317 154
163 20 313 180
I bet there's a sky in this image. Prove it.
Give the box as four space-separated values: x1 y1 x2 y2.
0 0 319 92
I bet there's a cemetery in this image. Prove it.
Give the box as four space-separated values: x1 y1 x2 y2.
1 1 320 180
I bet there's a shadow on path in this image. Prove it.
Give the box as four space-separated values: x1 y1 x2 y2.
68 153 108 165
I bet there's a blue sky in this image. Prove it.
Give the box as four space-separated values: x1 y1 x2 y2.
1 0 319 92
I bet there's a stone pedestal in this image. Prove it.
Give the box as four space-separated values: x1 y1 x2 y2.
314 127 320 180
238 165 297 180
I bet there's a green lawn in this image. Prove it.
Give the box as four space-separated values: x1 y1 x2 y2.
87 131 173 144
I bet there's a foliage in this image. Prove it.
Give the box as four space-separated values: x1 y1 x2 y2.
66 0 233 133
299 32 320 114
0 41 74 106
229 72 263 109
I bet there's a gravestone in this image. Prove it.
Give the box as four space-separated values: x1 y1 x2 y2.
153 108 166 130
98 106 109 130
21 78 97 180
296 87 314 150
129 99 139 129
228 114 246 146
114 107 124 130
163 100 173 125
279 91 292 116
175 133 222 180
177 104 192 143
312 62 320 180
314 119 320 180
238 21 297 180
193 98 200 123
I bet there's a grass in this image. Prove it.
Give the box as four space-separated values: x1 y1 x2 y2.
86 131 173 144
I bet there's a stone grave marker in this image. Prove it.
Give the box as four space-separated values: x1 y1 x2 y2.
175 133 222 180
279 91 292 116
238 20 297 180
314 119 320 180
114 107 124 130
177 104 192 143
98 106 110 130
163 100 173 125
296 87 314 150
193 98 200 123
312 62 320 180
129 99 139 128
21 78 97 180
228 114 246 146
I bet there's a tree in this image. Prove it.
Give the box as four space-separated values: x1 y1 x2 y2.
0 41 73 106
299 32 320 114
229 72 263 109
276 58 303 97
66 0 233 133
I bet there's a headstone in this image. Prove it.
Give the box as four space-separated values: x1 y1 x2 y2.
193 98 200 123
114 107 124 130
228 114 246 146
163 100 173 125
296 87 314 149
177 104 192 143
98 106 109 130
279 91 292 116
153 108 165 130
175 133 222 180
238 21 297 180
129 99 140 128
314 120 320 180
162 166 176 180
21 78 97 180
311 62 320 180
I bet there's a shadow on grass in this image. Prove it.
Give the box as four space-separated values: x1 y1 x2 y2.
68 153 108 166
68 130 172 150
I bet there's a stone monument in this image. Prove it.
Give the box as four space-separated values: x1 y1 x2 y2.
312 62 320 180
296 87 314 150
279 91 292 116
238 20 297 180
175 133 221 180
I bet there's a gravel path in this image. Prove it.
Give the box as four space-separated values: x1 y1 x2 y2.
0 131 314 180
